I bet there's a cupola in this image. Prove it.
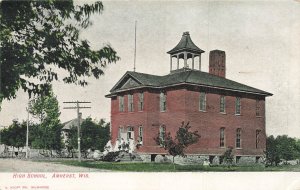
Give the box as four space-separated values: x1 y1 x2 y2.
167 32 205 72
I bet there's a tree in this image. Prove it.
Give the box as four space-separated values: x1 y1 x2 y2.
220 146 234 167
29 89 63 151
265 135 300 166
67 117 110 157
0 120 37 152
154 122 200 169
0 1 119 105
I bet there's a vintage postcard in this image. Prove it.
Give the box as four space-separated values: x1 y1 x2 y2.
0 0 300 189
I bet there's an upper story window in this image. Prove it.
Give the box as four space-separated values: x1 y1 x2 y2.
159 125 166 145
160 92 167 112
236 128 241 148
220 95 226 113
220 127 225 147
138 92 144 111
256 100 261 117
235 97 241 115
138 126 143 145
119 96 124 112
256 129 261 149
128 94 134 112
199 92 206 111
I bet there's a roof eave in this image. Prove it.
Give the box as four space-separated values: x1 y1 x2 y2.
106 82 272 97
167 48 205 55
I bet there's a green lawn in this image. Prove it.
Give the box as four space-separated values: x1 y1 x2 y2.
45 160 300 172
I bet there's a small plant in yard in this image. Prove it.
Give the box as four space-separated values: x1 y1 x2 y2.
154 122 200 169
220 146 234 167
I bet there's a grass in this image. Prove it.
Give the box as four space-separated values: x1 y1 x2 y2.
39 160 300 172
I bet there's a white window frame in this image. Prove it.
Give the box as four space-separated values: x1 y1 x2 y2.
138 126 143 145
119 96 124 112
159 125 166 145
235 97 241 115
220 95 226 113
199 92 207 111
220 127 225 147
138 92 144 111
128 94 134 112
160 92 166 112
236 128 241 148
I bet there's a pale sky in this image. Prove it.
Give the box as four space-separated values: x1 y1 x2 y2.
0 1 299 138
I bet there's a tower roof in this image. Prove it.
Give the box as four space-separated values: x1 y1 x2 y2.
167 32 205 55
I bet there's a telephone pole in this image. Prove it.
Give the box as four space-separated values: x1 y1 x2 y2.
63 101 91 162
25 101 30 159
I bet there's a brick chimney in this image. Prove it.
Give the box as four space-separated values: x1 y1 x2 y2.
209 50 226 78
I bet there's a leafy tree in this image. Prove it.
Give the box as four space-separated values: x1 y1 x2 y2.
154 122 200 168
265 135 300 166
220 146 234 167
0 120 36 150
266 135 279 166
67 117 110 157
0 1 119 105
29 89 63 151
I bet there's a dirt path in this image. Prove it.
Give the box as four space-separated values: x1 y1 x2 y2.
0 159 109 172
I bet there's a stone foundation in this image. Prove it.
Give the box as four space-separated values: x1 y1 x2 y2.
138 153 264 165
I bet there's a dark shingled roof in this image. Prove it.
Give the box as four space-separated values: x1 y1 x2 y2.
107 69 272 96
167 32 205 54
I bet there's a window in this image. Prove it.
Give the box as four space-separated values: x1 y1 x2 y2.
138 126 143 144
256 100 261 117
199 92 206 111
220 128 225 147
256 130 261 149
127 127 134 140
138 92 144 111
160 92 166 112
128 94 134 112
235 97 241 115
220 95 226 113
119 96 124 112
159 125 166 145
236 128 241 148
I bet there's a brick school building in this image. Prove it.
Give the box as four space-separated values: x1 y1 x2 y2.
105 32 272 164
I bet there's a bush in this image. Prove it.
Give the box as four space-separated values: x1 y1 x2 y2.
102 151 121 162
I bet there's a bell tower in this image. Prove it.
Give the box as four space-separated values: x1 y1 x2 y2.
167 32 205 72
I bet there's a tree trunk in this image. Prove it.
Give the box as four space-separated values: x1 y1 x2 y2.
173 156 175 170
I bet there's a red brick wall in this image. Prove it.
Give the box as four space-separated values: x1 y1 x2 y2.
109 87 266 156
